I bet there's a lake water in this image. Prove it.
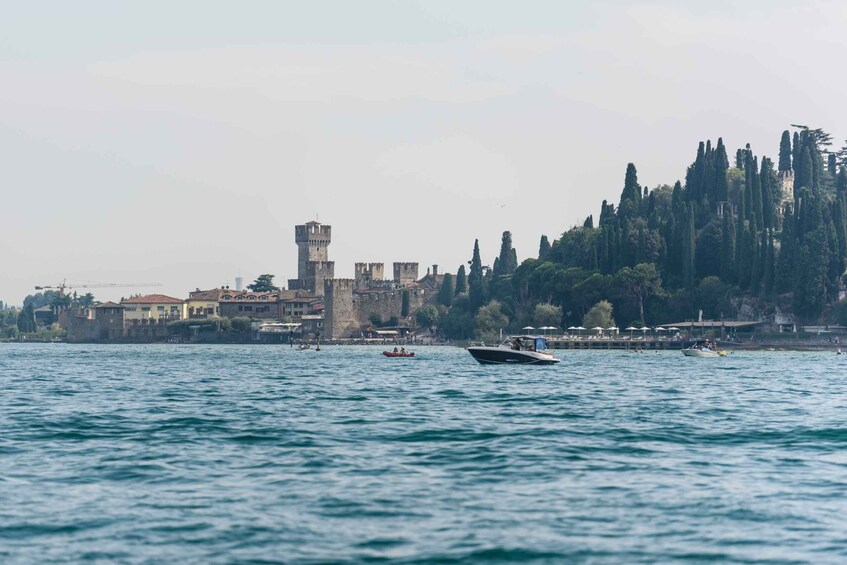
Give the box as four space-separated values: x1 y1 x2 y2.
1 344 847 563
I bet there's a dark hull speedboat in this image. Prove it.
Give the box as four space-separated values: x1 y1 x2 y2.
467 336 560 365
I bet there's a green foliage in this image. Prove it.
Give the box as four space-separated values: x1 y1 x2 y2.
400 290 410 318
583 300 615 330
415 305 439 328
533 303 562 328
454 265 467 295
475 300 509 341
17 304 35 333
437 273 454 306
468 240 486 311
247 274 279 292
229 317 252 332
538 235 551 258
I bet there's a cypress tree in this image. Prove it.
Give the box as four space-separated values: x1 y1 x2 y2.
618 163 642 220
494 231 516 276
792 131 802 172
763 229 775 296
454 265 467 295
715 138 729 203
838 168 847 194
775 206 795 294
538 235 551 258
779 130 792 172
468 240 485 310
683 203 696 291
401 289 410 318
720 211 736 284
736 148 745 170
438 273 455 306
828 153 837 175
583 215 594 228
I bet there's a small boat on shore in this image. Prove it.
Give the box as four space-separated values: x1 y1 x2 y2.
682 340 727 357
467 335 560 365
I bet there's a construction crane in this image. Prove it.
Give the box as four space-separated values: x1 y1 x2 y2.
34 279 163 295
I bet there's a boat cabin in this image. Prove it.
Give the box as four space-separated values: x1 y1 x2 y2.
503 335 550 352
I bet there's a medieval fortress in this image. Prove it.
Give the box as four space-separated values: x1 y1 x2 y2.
289 221 440 339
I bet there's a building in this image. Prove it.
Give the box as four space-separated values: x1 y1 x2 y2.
184 288 227 319
288 221 334 296
65 302 126 342
121 294 184 321
218 290 282 320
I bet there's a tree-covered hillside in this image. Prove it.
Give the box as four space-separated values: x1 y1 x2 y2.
437 127 847 340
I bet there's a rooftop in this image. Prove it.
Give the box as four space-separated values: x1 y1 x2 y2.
121 294 183 305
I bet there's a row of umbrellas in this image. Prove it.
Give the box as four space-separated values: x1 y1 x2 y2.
521 325 682 334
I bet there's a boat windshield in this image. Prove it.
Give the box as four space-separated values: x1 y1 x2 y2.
534 338 548 351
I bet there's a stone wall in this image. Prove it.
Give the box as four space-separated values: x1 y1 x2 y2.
354 262 385 290
324 279 357 339
296 223 331 280
393 262 419 285
353 288 428 327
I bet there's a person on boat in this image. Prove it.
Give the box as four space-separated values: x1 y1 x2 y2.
400 347 406 355
393 347 399 353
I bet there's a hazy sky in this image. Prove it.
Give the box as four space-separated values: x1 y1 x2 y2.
2 1 845 304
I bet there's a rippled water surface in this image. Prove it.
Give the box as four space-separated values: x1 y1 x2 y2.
2 344 847 563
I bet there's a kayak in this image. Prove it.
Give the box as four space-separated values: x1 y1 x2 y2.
383 351 415 358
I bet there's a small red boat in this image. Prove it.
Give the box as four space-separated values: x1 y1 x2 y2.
383 351 416 358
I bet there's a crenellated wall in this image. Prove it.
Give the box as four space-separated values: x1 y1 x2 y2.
354 262 385 290
295 222 332 281
352 288 428 326
393 262 419 285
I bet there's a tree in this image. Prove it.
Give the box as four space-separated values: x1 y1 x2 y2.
437 273 454 306
539 235 551 258
779 130 792 172
494 231 517 276
582 300 615 330
454 265 467 295
401 289 410 318
247 274 279 292
533 303 562 328
694 276 730 320
17 303 35 333
468 239 486 310
415 305 439 329
475 300 509 340
614 263 664 325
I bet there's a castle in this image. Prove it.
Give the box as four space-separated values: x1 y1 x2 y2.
289 220 440 339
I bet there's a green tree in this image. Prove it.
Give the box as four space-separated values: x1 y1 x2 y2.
468 239 486 311
454 265 467 295
694 276 730 320
533 303 562 328
17 303 35 333
582 300 615 330
475 300 509 340
539 235 551 258
494 231 517 276
437 273 454 306
614 263 664 325
247 274 279 292
779 130 792 172
401 289 410 318
415 304 439 329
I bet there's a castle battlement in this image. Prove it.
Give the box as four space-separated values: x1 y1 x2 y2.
295 222 331 244
393 262 419 284
325 278 356 292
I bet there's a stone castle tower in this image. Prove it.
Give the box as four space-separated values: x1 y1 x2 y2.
288 221 335 296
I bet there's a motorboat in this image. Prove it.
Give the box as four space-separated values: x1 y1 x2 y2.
467 335 560 365
682 340 727 357
383 350 416 358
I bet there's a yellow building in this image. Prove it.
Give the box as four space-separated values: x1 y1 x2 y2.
121 294 184 321
184 288 226 319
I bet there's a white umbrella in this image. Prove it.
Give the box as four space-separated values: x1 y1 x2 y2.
575 326 585 337
625 326 638 338
667 326 680 331
522 326 535 331
592 326 605 332
567 326 577 331
606 326 618 333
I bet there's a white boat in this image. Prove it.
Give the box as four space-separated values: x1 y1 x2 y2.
467 335 560 365
682 340 726 357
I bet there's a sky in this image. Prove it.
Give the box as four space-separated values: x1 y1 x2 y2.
2 0 846 304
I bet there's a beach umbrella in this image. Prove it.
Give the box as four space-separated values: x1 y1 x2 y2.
606 326 618 333
522 326 535 333
575 326 585 337
592 326 605 333
667 326 680 332
625 326 638 338
567 326 577 331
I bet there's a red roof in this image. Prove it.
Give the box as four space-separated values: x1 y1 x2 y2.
121 294 183 305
